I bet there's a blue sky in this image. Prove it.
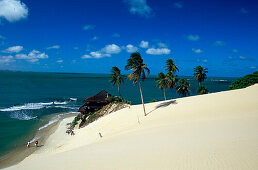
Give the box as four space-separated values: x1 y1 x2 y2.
0 0 257 77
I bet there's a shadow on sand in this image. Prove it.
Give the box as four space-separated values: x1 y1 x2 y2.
147 100 177 116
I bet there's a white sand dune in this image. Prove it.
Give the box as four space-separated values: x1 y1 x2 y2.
6 84 258 170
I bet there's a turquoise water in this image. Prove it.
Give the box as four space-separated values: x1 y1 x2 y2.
0 71 236 159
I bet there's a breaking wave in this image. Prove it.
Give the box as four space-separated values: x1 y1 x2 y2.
0 102 53 112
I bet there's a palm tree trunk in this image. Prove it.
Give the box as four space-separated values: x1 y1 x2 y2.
164 88 166 100
170 88 173 99
198 82 200 87
118 85 121 97
139 80 146 116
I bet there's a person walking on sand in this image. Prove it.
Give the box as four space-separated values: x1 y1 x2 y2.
27 141 30 148
35 140 39 147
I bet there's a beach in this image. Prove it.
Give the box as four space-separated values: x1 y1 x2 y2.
4 84 258 170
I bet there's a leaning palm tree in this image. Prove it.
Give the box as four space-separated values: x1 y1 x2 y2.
176 78 191 97
194 65 208 86
166 71 177 99
125 52 150 116
165 59 179 74
109 66 124 97
156 72 167 100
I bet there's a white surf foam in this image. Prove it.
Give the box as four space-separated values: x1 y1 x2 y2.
53 101 68 105
0 102 53 112
38 118 59 131
9 112 37 120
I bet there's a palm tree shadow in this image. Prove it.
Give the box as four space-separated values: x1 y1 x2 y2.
147 100 177 116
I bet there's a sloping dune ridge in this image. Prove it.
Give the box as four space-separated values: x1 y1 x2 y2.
6 84 258 170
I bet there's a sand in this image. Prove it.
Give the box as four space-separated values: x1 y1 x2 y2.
5 84 258 170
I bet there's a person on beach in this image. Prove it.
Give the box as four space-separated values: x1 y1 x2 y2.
35 140 39 147
27 141 30 148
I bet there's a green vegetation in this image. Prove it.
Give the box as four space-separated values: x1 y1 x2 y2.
229 71 258 90
125 52 150 116
72 117 80 127
197 85 208 95
150 99 157 102
194 65 208 86
165 59 179 73
109 66 124 97
166 71 178 99
106 96 129 103
176 78 191 97
155 72 167 100
165 59 179 99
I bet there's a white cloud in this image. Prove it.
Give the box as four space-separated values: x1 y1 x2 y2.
157 42 167 48
15 50 48 63
174 2 183 8
239 56 246 60
232 49 238 53
192 48 203 53
241 8 248 14
56 59 63 63
46 45 60 49
3 45 23 53
126 44 138 53
83 25 95 30
249 66 256 69
0 55 15 64
124 0 152 17
81 54 92 59
112 33 120 38
81 52 111 59
202 59 208 63
91 51 111 58
102 44 121 54
146 48 171 55
0 0 28 22
214 41 226 46
74 47 79 50
139 40 149 48
92 36 98 40
81 44 121 59
197 58 208 63
186 35 200 41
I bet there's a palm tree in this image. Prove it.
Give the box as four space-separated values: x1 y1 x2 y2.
176 78 191 97
125 52 150 116
109 66 124 97
194 65 208 86
166 71 177 99
165 59 179 74
156 72 167 100
197 85 208 95
165 59 179 99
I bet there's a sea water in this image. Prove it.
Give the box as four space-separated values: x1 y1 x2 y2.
0 71 236 159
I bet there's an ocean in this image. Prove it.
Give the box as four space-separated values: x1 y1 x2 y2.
0 71 236 160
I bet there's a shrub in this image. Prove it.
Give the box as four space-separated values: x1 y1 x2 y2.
106 96 131 104
197 85 208 95
150 99 157 102
72 117 80 127
229 71 258 90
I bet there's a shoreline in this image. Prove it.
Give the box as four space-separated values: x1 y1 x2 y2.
0 113 77 169
3 85 258 169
